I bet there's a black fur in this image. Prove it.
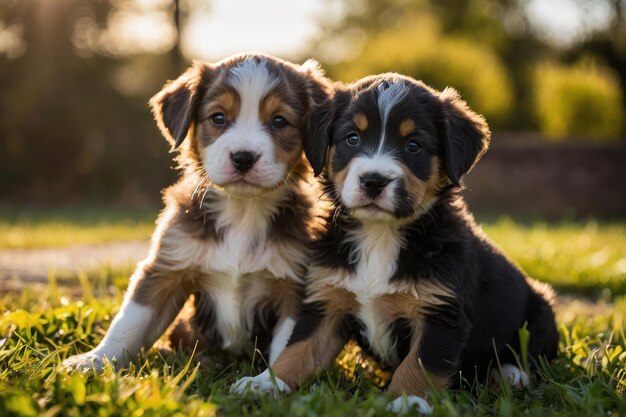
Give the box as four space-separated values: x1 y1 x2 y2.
287 73 558 392
438 88 490 186
288 302 325 345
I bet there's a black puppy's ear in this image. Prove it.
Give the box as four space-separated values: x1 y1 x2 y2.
439 87 491 187
150 61 212 149
303 94 338 177
297 59 335 176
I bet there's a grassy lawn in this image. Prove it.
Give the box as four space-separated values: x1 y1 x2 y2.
0 212 625 416
0 207 155 249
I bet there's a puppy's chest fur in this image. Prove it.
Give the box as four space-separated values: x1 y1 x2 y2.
153 182 309 351
310 222 454 365
312 225 411 364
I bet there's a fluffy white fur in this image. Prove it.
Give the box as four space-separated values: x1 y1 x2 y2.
376 80 409 154
232 369 292 396
387 395 433 414
494 364 530 388
269 317 296 365
340 154 403 222
346 223 405 363
62 300 155 371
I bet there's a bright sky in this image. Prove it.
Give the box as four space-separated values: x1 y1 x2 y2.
45 0 615 64
183 0 331 61
179 0 612 61
525 0 613 47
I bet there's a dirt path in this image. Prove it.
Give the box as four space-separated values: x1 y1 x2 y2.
0 241 614 319
0 240 150 292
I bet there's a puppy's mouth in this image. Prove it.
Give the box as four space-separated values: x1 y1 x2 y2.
352 203 394 214
229 177 260 186
218 175 283 197
348 202 399 223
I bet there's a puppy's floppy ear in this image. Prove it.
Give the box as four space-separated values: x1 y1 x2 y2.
303 96 335 177
299 58 330 102
298 59 337 176
299 58 325 79
439 87 491 187
150 61 212 149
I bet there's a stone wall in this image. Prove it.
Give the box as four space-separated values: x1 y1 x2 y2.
462 134 626 219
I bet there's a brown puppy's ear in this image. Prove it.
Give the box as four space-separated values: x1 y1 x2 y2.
439 87 491 187
150 61 212 149
299 59 331 106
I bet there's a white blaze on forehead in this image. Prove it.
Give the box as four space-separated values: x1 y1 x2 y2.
202 58 286 188
228 60 278 124
376 80 409 154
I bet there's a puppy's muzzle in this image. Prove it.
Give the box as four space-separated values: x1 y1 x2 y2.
230 150 260 173
360 172 391 199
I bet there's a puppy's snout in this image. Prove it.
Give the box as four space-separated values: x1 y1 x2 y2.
359 172 391 199
230 151 260 173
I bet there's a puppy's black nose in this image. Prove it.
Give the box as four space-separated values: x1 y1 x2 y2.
230 151 258 173
360 172 391 198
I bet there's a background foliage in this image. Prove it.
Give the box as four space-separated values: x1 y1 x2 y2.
0 0 625 205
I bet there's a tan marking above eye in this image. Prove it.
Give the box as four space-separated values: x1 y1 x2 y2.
353 112 369 131
204 91 240 121
399 119 416 137
261 92 298 126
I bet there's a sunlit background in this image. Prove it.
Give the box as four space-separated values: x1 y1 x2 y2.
0 0 625 217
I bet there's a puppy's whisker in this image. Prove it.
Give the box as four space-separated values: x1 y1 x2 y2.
192 173 210 203
199 178 213 210
281 178 294 202
416 201 438 225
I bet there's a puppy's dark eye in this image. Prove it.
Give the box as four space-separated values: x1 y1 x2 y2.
211 112 227 126
406 139 422 153
346 132 360 146
272 115 288 129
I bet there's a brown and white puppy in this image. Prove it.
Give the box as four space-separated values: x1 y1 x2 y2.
233 74 558 414
62 53 330 371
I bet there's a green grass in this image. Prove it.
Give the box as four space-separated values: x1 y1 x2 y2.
0 270 625 417
482 219 626 297
1 214 625 416
0 207 155 249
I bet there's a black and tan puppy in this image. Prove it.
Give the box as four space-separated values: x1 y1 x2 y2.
62 53 330 371
234 74 558 413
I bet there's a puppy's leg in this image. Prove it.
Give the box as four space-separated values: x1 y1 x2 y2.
232 302 350 394
266 279 302 366
62 262 189 371
268 316 296 366
387 311 470 414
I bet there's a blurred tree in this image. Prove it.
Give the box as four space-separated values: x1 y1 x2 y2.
313 0 625 137
313 0 550 129
532 59 624 140
562 0 626 108
0 0 199 205
328 13 514 126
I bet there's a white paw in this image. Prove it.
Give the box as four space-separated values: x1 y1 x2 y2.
387 395 433 414
231 369 292 396
62 351 108 372
494 364 530 389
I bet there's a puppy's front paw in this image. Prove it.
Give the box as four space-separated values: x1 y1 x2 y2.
231 369 291 396
61 351 108 372
494 364 530 389
387 395 433 414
